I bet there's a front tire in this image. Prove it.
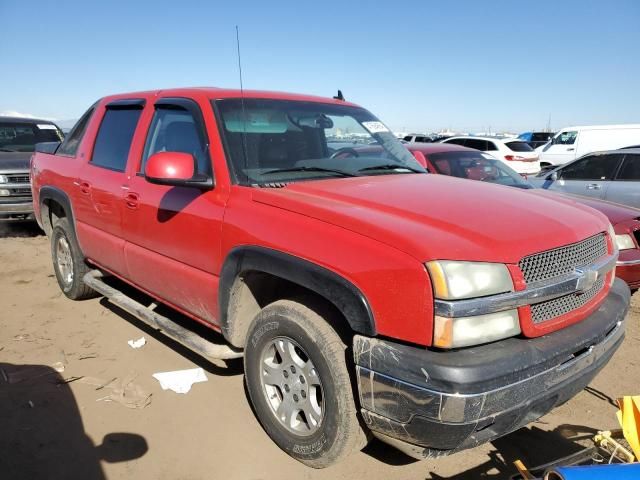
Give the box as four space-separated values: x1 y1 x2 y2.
244 299 366 468
51 217 96 300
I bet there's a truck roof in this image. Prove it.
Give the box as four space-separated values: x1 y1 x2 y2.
99 87 361 108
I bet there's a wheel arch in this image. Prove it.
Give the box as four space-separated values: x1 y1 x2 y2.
39 186 76 237
219 246 376 348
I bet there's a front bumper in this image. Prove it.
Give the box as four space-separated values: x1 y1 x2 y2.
353 278 630 459
0 201 34 220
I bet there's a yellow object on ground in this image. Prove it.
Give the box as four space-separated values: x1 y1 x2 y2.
617 396 640 461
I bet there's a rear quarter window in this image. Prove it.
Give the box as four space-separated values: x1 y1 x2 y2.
505 141 534 152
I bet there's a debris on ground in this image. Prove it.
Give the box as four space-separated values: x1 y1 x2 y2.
127 337 147 349
152 367 207 394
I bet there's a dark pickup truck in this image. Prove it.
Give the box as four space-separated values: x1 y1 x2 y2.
31 88 629 467
0 116 64 221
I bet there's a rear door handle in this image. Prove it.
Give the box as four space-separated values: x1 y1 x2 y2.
567 148 575 151
125 192 140 209
586 183 601 190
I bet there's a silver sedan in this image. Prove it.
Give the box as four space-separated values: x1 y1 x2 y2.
529 147 640 209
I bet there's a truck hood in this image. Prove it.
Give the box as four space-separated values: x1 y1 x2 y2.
0 152 31 171
252 174 609 264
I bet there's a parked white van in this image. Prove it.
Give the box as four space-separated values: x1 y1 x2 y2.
538 124 640 167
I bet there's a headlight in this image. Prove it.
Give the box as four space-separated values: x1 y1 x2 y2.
615 234 636 251
426 260 513 300
0 175 7 184
434 310 521 348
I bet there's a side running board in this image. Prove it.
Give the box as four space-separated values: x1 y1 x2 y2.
83 270 243 360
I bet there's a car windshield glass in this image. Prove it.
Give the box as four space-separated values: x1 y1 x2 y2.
213 98 425 185
428 151 533 189
0 122 64 152
505 141 534 152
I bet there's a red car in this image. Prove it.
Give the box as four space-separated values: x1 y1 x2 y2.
408 143 640 290
31 88 628 467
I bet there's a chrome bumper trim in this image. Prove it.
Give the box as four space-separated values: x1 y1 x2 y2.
434 253 618 318
0 202 33 214
617 257 640 266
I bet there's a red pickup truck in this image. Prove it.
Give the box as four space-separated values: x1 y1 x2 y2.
31 88 629 467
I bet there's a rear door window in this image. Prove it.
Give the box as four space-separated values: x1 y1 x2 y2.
616 154 640 181
465 139 489 151
560 154 623 180
445 138 467 146
91 107 142 171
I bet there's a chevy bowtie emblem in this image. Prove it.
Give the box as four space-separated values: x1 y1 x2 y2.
575 267 599 293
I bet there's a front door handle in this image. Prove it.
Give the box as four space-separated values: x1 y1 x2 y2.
586 183 601 190
567 148 575 151
125 192 140 209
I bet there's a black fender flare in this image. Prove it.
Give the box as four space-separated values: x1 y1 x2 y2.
38 186 77 237
219 246 376 346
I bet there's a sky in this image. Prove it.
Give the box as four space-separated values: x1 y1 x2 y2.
1 0 639 133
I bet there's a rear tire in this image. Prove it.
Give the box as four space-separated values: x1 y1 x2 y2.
244 299 366 468
51 217 96 300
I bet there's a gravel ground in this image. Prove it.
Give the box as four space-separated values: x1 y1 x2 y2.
1 222 638 480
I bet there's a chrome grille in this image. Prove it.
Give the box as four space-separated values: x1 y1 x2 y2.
519 234 607 284
6 174 30 184
530 277 605 324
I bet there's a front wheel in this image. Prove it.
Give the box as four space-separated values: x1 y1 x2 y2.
244 299 366 468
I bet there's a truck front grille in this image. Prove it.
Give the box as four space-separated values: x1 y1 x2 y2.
530 277 605 324
520 233 608 324
519 234 607 284
6 174 30 184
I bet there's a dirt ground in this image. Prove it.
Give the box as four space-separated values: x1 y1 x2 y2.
1 222 638 480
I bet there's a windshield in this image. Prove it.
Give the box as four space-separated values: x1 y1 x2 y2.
0 122 64 152
427 151 533 189
213 99 425 185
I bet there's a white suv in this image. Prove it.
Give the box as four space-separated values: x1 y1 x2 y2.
441 136 540 174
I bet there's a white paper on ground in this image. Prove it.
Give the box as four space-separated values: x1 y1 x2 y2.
152 367 207 394
127 337 146 349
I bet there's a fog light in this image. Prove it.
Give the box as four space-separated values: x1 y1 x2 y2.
0 175 7 184
0 189 10 196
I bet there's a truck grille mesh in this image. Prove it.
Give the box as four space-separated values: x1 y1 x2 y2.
520 233 607 324
519 234 607 284
530 277 605 324
6 174 30 184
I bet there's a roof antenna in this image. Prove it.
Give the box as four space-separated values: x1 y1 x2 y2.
333 90 345 101
236 25 250 182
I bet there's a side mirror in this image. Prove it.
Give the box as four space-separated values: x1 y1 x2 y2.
411 150 428 168
145 152 212 189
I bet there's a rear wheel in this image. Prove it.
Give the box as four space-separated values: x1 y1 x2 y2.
51 217 96 300
244 299 366 468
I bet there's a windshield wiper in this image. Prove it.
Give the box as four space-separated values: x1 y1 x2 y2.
358 163 424 173
262 166 358 177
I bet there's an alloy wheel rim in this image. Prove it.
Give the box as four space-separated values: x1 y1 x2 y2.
56 236 73 286
259 336 324 436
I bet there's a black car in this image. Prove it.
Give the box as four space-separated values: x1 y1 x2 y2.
0 116 64 221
